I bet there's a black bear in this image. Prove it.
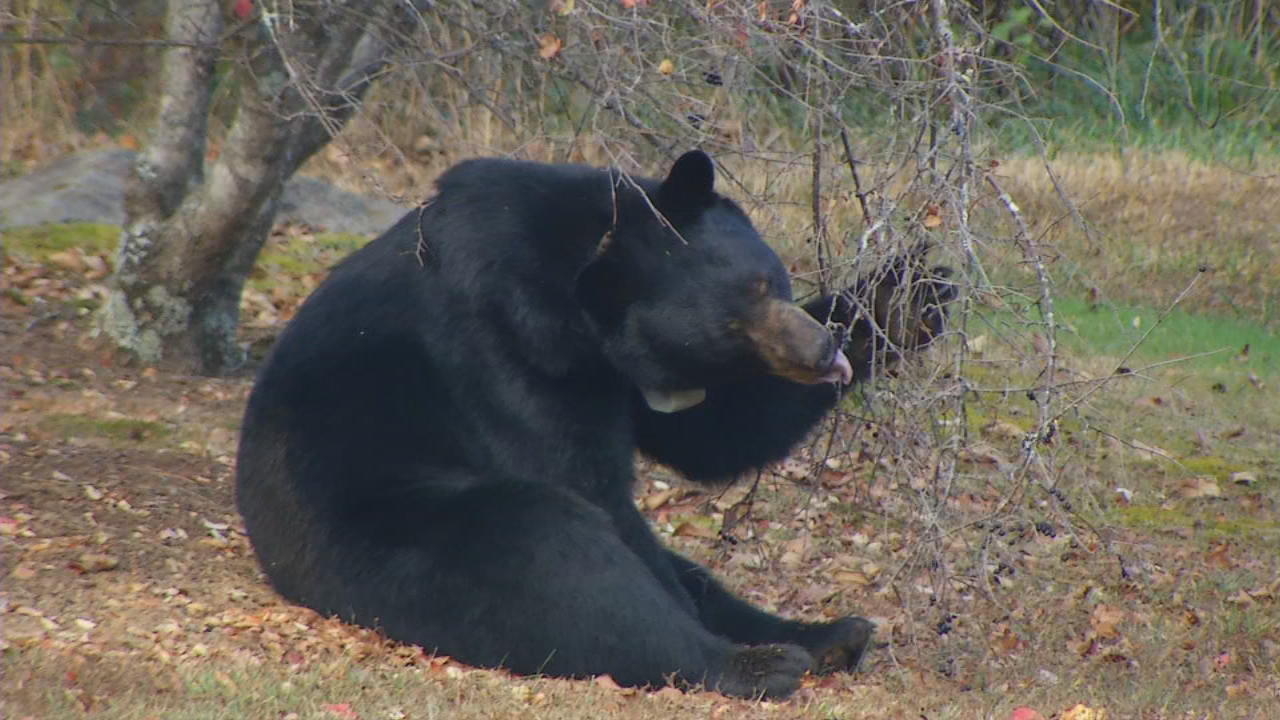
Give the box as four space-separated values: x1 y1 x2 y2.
235 150 953 698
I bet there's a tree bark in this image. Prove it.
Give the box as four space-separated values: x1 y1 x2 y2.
97 0 422 375
97 0 222 370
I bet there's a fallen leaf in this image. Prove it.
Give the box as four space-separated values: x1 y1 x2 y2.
960 444 1006 466
923 205 943 229
1205 542 1234 568
70 553 119 574
84 254 110 279
775 457 810 479
981 421 1024 441
1061 704 1108 720
640 487 679 510
1176 476 1222 499
652 686 683 699
1010 707 1046 720
672 521 717 539
322 703 360 719
1089 604 1125 639
711 703 736 719
1229 471 1257 486
538 34 563 60
47 249 86 272
833 570 871 587
991 624 1024 655
1227 589 1255 607
593 674 622 690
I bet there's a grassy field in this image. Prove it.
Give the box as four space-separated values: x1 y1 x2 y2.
3 142 1279 720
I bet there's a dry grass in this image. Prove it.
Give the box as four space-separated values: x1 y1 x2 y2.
995 152 1280 324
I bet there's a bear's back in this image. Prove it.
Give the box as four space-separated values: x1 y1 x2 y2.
237 158 644 520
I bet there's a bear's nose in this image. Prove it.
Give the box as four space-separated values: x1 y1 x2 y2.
816 349 853 385
746 300 852 385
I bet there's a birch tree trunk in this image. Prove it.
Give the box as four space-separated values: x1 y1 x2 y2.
97 0 420 375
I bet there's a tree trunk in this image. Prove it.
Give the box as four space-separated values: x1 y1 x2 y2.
97 0 420 375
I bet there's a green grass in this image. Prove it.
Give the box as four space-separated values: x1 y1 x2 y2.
1112 505 1280 544
1053 296 1280 376
249 231 368 290
39 413 173 444
980 294 1280 379
2 222 120 257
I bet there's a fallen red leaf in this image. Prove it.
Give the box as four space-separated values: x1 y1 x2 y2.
593 674 622 689
322 703 360 719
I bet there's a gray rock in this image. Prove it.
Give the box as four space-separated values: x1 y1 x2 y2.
0 150 136 228
0 149 408 237
277 175 407 236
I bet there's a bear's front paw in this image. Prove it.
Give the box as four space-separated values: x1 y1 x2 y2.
715 643 814 699
808 616 876 674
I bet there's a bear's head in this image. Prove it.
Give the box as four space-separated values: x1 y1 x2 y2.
574 150 852 413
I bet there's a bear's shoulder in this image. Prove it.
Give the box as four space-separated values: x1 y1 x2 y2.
432 157 618 205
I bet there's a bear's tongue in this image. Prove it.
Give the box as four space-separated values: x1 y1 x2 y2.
818 350 854 385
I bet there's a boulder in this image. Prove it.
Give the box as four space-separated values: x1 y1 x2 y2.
0 149 407 237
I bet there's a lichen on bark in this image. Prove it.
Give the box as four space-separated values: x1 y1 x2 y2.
96 282 194 365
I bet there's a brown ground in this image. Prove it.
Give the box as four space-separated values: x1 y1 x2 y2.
0 273 930 719
4 219 1279 719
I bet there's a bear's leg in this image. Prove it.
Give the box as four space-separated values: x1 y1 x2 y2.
666 552 875 673
333 482 814 698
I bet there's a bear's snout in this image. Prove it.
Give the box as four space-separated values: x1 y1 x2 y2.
746 300 853 385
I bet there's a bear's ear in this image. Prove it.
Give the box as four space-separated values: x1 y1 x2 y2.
658 150 716 211
574 255 629 330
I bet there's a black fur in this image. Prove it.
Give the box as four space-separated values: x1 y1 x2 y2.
236 151 951 698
